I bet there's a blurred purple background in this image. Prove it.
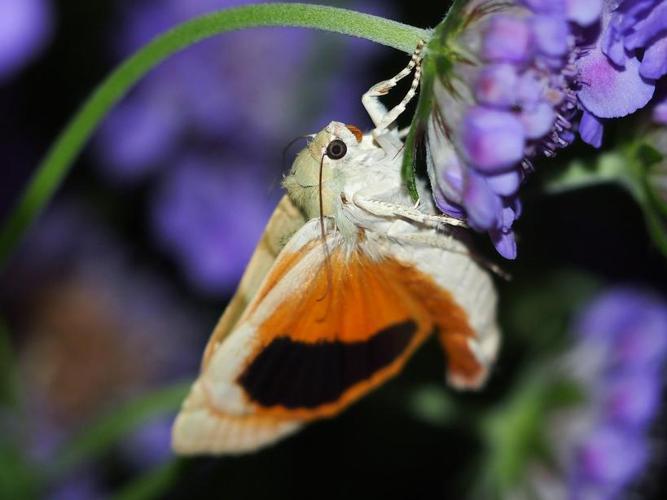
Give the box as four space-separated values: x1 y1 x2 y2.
1 1 666 499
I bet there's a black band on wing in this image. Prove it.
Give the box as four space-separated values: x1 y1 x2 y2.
238 320 417 409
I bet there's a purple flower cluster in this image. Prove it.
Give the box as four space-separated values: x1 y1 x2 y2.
577 0 667 146
512 288 667 500
427 0 601 259
425 0 667 259
0 0 52 82
566 289 667 498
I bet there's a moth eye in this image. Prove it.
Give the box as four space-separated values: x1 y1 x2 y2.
326 139 347 160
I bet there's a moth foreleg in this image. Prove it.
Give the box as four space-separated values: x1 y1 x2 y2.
353 195 467 230
362 40 425 136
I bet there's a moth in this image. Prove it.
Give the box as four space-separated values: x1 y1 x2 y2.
172 44 499 455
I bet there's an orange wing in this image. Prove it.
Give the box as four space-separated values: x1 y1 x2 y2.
173 221 487 455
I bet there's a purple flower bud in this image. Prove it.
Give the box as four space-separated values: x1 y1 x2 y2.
463 171 502 230
623 2 667 51
490 227 517 259
565 0 602 27
532 16 569 57
640 35 667 80
475 64 518 108
461 107 526 172
482 16 532 63
520 101 556 139
487 170 522 196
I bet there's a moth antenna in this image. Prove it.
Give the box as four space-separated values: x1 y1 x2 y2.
317 153 334 307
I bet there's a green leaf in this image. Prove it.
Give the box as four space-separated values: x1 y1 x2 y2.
0 3 430 267
50 381 189 478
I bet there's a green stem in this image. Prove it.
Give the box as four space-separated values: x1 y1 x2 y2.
0 3 429 266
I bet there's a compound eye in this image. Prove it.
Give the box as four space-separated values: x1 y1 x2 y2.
326 139 347 160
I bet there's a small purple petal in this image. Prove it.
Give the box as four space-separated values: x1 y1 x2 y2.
579 110 604 148
490 227 517 260
487 170 522 196
521 101 556 139
475 64 518 108
577 50 655 118
602 24 627 67
433 195 466 219
482 16 532 64
565 0 602 27
640 35 667 80
624 2 667 51
461 107 526 172
532 16 569 57
576 427 647 487
463 172 502 230
517 72 545 107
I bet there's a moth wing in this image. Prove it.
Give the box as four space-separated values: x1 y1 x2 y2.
202 195 306 366
174 220 449 455
380 230 500 389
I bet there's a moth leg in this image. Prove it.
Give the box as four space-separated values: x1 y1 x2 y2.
362 40 425 136
353 194 467 230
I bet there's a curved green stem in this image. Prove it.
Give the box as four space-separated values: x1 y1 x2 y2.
0 3 430 266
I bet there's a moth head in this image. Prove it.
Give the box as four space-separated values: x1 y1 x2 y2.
283 121 363 220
